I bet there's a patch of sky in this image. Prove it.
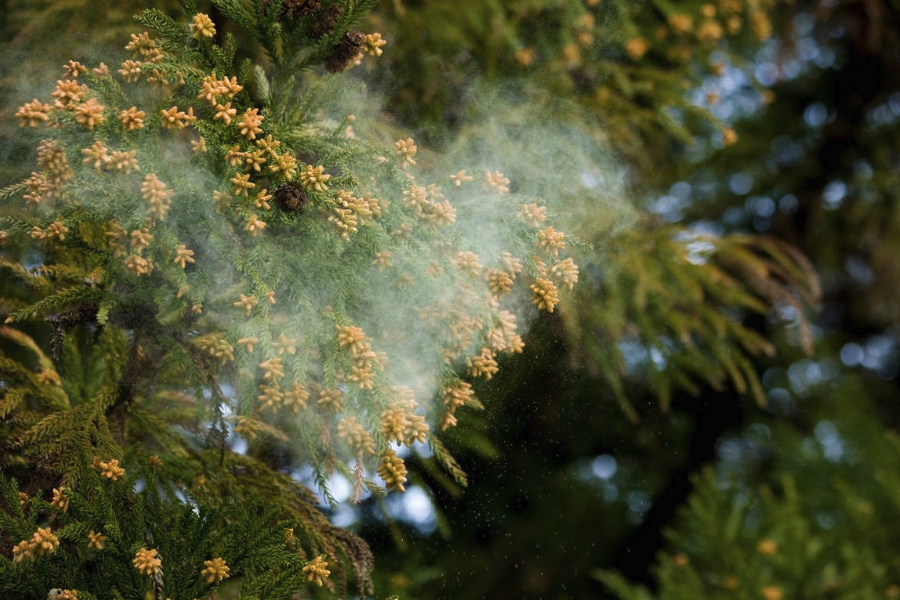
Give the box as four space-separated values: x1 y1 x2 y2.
618 339 649 373
891 92 900 116
865 98 900 129
331 504 358 528
671 180 691 199
602 483 619 503
647 197 685 222
218 388 236 414
649 346 666 370
711 98 735 121
747 423 772 441
718 64 749 95
723 206 747 226
793 358 823 386
815 47 837 69
744 504 765 530
728 173 754 195
801 436 820 457
794 12 816 36
766 387 793 412
860 335 899 379
291 465 316 490
626 490 652 524
592 454 617 479
748 12 839 90
797 36 822 63
746 195 776 218
840 342 864 367
648 181 692 222
779 194 799 214
816 512 838 530
716 437 743 463
814 420 844 462
844 256 874 286
412 439 433 458
384 485 437 534
754 61 779 87
753 216 772 232
685 238 716 265
231 436 248 455
852 159 874 181
777 304 801 327
781 58 803 80
823 180 846 210
803 102 828 128
771 136 805 166
761 367 783 389
313 472 355 509
826 21 844 38
685 135 710 163
787 358 839 395
861 335 892 370
689 220 724 236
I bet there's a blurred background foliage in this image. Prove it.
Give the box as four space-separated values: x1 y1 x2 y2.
3 0 900 599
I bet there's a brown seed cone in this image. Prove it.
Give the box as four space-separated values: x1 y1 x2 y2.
325 29 365 73
310 5 342 39
280 0 321 17
274 182 307 212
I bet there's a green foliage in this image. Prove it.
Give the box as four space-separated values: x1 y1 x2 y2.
135 8 190 44
2 0 886 599
367 0 781 167
567 227 820 417
0 0 589 596
367 2 820 416
0 464 345 600
1 0 586 495
594 419 900 600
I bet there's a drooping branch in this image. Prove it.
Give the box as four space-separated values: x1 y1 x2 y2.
45 301 99 361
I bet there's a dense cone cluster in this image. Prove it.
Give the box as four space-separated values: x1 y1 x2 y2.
273 182 307 212
280 0 321 18
4 10 578 501
12 528 60 563
376 450 409 492
326 30 367 73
